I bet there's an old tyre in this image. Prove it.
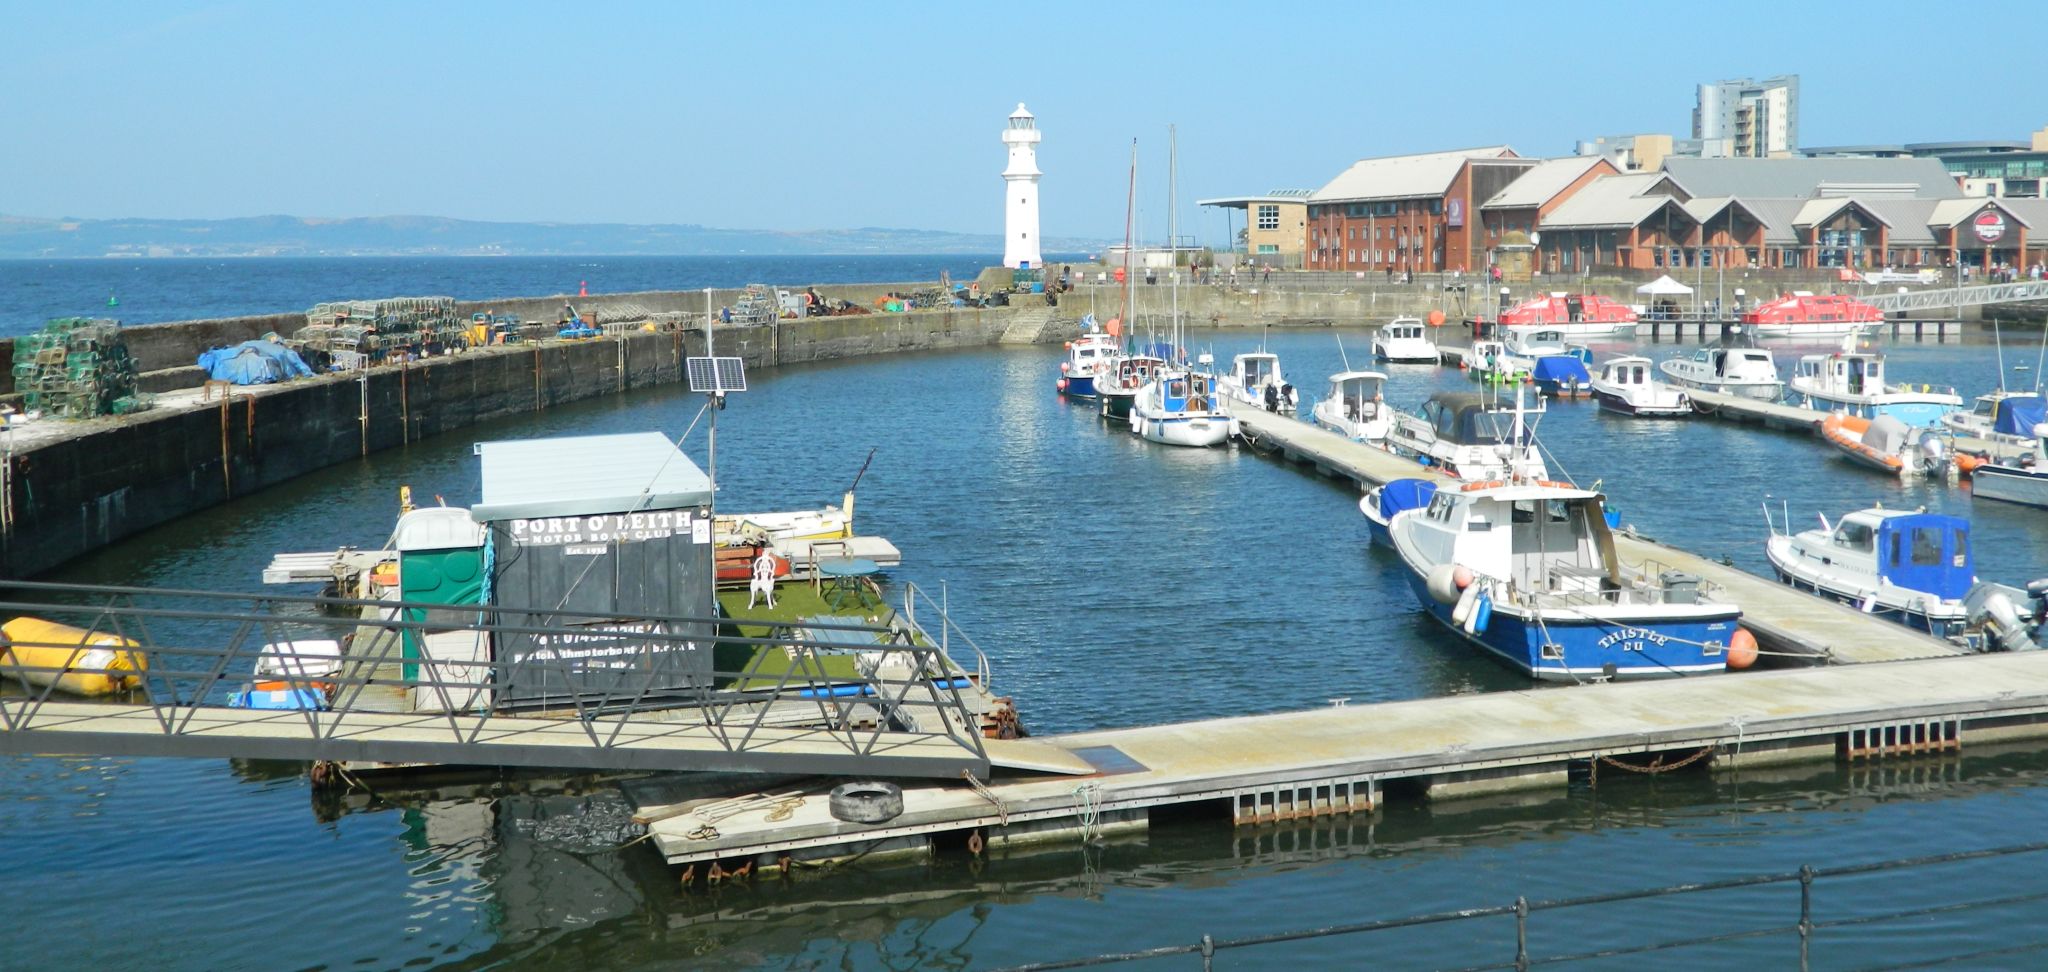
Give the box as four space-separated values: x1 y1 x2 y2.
829 781 904 824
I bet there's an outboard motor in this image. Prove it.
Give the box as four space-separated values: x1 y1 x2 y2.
1964 579 2048 652
1916 429 1950 479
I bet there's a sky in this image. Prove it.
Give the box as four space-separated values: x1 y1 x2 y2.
2 0 2042 245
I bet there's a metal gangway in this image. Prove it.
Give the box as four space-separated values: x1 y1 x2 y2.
0 581 1029 779
1863 279 2048 312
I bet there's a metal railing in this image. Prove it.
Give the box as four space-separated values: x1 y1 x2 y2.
902 580 991 689
0 580 990 776
988 841 2048 972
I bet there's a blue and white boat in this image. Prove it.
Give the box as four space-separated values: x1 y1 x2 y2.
1359 478 1438 545
1057 330 1118 398
1386 478 1748 680
1764 505 1974 637
1787 335 1961 427
1530 356 1594 399
1945 392 2046 448
1131 368 1236 447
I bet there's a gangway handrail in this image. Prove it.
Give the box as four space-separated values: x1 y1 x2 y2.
901 580 992 689
0 582 992 777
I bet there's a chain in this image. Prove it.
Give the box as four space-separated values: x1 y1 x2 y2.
962 769 1009 827
1597 746 1715 774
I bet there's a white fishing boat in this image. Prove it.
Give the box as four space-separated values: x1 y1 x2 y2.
1312 371 1393 443
1371 317 1439 363
1386 477 1750 680
1658 346 1783 401
1787 335 1962 427
1217 351 1295 412
1459 339 1520 381
1131 369 1236 447
1385 389 1548 481
1764 504 1976 637
1501 327 1568 363
1945 392 2046 448
1591 356 1691 417
1972 428 2048 508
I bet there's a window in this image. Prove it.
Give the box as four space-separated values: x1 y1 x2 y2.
1833 521 1874 552
1257 244 1278 253
1910 527 1942 566
1428 199 1444 216
1256 205 1279 231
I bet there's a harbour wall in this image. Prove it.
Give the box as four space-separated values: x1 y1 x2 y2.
0 297 1067 578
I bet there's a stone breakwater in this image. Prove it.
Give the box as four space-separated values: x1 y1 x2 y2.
0 288 1068 577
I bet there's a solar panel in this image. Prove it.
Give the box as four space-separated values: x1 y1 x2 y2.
685 357 747 393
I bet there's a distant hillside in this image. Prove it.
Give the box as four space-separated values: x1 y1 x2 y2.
0 214 1110 258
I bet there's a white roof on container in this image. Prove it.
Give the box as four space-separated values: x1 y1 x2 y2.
1481 157 1606 210
470 431 712 522
1311 146 1517 203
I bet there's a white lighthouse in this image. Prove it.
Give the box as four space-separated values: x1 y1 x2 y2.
1001 103 1043 270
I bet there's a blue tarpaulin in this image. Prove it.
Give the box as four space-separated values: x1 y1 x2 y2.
1377 478 1439 521
197 340 315 385
1531 356 1592 385
1993 396 2046 437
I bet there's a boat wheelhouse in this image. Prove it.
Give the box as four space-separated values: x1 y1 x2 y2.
1385 391 1548 481
1787 340 1961 427
1372 317 1439 363
1311 370 1392 443
1592 356 1690 417
1131 369 1234 447
1945 392 2046 447
1217 352 1291 411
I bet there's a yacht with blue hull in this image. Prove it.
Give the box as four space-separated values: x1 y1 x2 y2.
1386 479 1749 680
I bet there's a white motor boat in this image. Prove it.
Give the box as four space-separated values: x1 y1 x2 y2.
1385 389 1548 481
1501 327 1567 364
1131 369 1236 447
1591 356 1691 417
1787 335 1961 427
1764 504 1976 637
1371 317 1439 363
1387 478 1747 680
1658 347 1783 401
1972 427 2048 508
1944 391 2045 447
1460 340 1519 380
1311 371 1393 443
1217 351 1295 412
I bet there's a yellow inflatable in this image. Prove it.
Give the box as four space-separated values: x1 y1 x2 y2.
0 617 147 696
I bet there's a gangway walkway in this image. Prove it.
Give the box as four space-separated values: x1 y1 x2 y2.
1217 398 1962 665
1864 279 2048 313
0 581 1091 778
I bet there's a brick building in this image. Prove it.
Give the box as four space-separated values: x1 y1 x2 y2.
1304 147 1535 273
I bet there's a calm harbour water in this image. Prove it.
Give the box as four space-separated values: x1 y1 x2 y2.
5 258 2048 970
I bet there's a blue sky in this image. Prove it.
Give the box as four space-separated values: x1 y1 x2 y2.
3 1 2039 243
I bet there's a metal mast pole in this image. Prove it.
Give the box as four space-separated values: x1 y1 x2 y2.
704 286 717 501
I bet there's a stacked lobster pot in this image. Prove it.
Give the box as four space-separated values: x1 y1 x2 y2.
296 297 461 369
11 318 146 417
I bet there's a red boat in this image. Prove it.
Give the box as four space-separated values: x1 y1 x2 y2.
1494 293 1638 336
1741 292 1883 337
715 543 791 586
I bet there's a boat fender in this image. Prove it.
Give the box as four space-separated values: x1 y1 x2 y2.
1452 583 1480 629
1425 564 1463 605
1725 627 1759 669
1057 377 1068 392
1471 592 1492 634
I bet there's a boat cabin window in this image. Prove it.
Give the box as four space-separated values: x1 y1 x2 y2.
1632 365 1647 383
1832 520 1875 552
1427 493 1455 521
1908 527 1943 566
1167 378 1187 398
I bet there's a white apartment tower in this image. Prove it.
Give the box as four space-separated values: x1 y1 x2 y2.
1693 76 1800 158
1001 103 1043 269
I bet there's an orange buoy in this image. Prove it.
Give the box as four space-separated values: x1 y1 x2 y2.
1726 627 1759 670
1426 309 1446 326
1452 565 1476 590
369 561 399 588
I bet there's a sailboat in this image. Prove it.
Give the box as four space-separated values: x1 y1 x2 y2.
1095 139 1156 423
1130 125 1235 448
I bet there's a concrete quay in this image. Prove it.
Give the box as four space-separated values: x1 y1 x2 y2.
0 297 1070 577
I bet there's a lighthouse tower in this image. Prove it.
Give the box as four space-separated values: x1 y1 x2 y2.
1001 103 1043 270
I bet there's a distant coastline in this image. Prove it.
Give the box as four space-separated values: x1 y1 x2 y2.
0 213 1110 259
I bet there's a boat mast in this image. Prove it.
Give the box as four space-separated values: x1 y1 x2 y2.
1121 138 1136 346
1168 123 1180 366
